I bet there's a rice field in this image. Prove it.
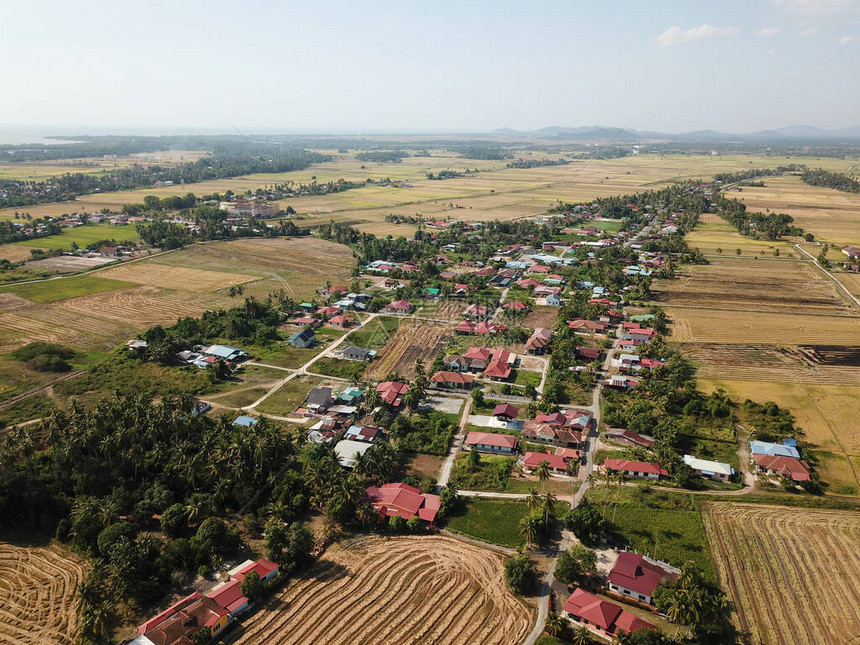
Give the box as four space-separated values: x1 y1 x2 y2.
98 262 254 291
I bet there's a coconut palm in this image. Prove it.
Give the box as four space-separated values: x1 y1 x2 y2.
519 513 541 550
535 460 551 494
572 625 592 645
545 611 566 637
526 488 541 514
541 491 557 527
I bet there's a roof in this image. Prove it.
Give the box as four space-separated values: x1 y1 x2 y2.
377 381 409 406
493 403 519 418
465 431 518 450
464 347 491 361
307 386 332 407
430 370 474 384
524 451 569 470
201 344 247 359
607 428 654 449
608 552 677 597
386 299 413 311
334 439 373 467
207 580 248 613
603 459 669 477
365 483 441 523
456 320 476 333
484 360 512 379
683 454 734 476
140 593 230 644
750 440 800 458
233 415 258 427
563 588 655 633
232 558 279 582
754 454 811 481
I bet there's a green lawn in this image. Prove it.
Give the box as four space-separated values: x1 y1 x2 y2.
585 485 717 581
14 224 140 249
254 376 317 415
445 498 529 548
348 316 401 350
0 275 135 303
513 369 541 388
310 357 367 381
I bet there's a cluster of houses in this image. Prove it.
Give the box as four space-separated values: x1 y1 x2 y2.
131 559 279 645
751 439 811 482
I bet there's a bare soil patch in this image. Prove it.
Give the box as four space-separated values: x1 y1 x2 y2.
365 321 453 380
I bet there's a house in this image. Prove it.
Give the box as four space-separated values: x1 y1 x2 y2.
525 328 553 355
576 346 601 361
206 580 249 618
307 386 333 413
126 339 148 351
365 483 441 525
136 592 231 645
463 303 490 320
317 305 341 318
385 300 414 315
753 454 811 482
602 459 668 480
377 381 409 408
545 293 562 306
327 314 355 328
456 320 476 335
607 375 638 389
523 451 569 474
607 553 678 605
229 558 280 583
443 354 471 372
430 370 474 389
201 344 248 362
563 588 656 637
233 415 258 428
521 420 582 448
503 301 530 314
334 439 373 467
493 403 519 420
340 345 375 362
484 360 512 381
464 347 491 371
749 440 800 459
474 321 503 335
841 245 860 259
683 455 734 482
464 431 518 455
568 319 608 334
606 428 654 449
288 328 316 348
491 348 517 366
344 424 383 443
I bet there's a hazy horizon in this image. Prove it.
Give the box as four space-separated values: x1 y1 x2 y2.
2 0 860 135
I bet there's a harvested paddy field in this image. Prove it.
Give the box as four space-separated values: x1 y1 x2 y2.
57 285 210 327
666 307 860 345
149 237 354 301
364 321 453 380
704 503 860 645
99 262 254 291
655 257 852 316
0 541 87 645
231 535 532 645
699 378 860 495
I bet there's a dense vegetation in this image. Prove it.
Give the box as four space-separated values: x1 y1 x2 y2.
800 168 860 193
713 192 802 240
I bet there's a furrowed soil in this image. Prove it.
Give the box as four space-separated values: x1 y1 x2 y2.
0 542 87 645
229 535 532 645
704 503 860 645
365 321 453 380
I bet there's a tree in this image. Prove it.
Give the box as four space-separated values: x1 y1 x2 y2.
735 248 742 256
467 445 480 471
503 553 537 595
540 491 557 527
240 570 265 602
564 499 609 546
519 513 542 549
572 625 593 645
439 483 461 517
389 515 407 532
545 611 567 637
264 520 290 566
97 522 136 556
160 503 188 538
535 460 551 494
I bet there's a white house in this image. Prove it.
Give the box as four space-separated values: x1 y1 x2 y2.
682 455 734 482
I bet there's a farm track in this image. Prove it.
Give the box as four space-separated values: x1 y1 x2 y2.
229 535 532 645
704 503 860 645
0 542 87 645
0 369 85 408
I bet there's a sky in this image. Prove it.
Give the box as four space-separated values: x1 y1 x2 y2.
1 0 859 135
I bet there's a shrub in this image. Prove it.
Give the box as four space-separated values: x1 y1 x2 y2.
504 553 537 595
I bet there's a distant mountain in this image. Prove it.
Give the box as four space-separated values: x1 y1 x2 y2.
492 124 860 143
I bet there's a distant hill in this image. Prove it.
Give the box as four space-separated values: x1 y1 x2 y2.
492 124 860 143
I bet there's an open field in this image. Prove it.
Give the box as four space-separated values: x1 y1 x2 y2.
14 223 140 249
699 378 860 495
364 320 453 380
0 245 39 262
704 503 860 645
666 307 860 345
685 212 794 256
839 272 860 298
445 498 530 548
230 535 532 645
521 306 559 329
149 237 354 301
0 275 135 303
654 257 852 316
99 262 254 291
720 175 860 249
0 541 87 645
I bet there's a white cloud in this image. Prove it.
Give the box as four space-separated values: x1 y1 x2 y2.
773 0 858 15
655 24 740 47
840 35 856 44
800 28 819 36
757 26 781 36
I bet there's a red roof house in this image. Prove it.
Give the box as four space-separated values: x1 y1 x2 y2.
207 580 250 617
484 360 512 381
607 552 678 605
493 403 519 419
602 459 669 480
231 558 279 583
456 320 476 334
377 381 409 407
430 370 474 389
464 431 518 454
753 454 811 482
563 588 656 637
524 451 569 473
365 483 441 524
385 300 414 314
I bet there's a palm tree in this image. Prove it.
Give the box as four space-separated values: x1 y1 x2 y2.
535 460 551 494
526 488 541 514
545 611 566 637
541 491 557 527
402 385 422 413
519 514 541 550
572 625 592 645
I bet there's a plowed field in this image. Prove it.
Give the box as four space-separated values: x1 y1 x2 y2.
0 542 87 645
704 503 860 645
364 321 452 380
231 535 532 645
99 263 253 291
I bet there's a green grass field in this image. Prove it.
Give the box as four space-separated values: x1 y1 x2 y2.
0 275 135 303
347 316 402 349
13 224 140 249
445 498 529 548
